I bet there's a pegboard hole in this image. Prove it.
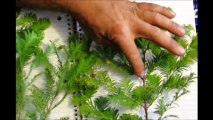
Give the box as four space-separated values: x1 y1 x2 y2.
57 16 62 21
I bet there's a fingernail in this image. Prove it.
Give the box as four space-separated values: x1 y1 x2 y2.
167 7 175 17
139 71 146 80
171 11 176 17
178 26 185 34
178 46 185 55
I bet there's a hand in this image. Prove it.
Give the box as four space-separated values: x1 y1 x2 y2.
66 0 185 77
17 0 186 78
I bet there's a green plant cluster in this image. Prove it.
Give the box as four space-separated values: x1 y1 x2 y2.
16 11 197 120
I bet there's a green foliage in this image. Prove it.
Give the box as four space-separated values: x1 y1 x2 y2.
148 42 162 56
60 37 102 106
16 11 50 120
25 111 37 120
175 36 197 73
80 96 119 120
16 11 105 120
142 25 197 76
29 45 62 119
152 72 195 119
135 38 149 50
16 12 50 33
108 79 141 109
76 24 197 120
16 12 37 26
94 44 133 75
31 37 102 119
31 85 51 120
16 72 27 119
30 18 50 31
162 74 187 90
154 97 179 120
16 30 42 70
107 74 162 109
146 74 162 89
132 86 146 103
119 114 142 120
96 71 116 92
155 97 168 117
103 24 197 119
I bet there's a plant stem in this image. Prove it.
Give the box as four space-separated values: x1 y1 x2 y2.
44 109 51 120
48 92 58 110
17 110 22 120
144 101 148 120
140 76 148 120
44 91 60 120
142 42 150 62
140 41 150 120
44 91 68 120
50 92 68 111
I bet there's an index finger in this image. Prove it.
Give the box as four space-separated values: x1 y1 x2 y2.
115 35 145 78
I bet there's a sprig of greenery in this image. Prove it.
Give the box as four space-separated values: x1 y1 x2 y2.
79 96 119 120
119 114 142 120
108 79 141 109
16 11 51 120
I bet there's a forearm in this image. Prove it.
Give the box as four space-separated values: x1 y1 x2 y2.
16 0 95 22
16 0 68 11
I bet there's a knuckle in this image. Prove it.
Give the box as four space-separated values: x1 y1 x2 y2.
170 21 177 29
152 12 160 22
164 19 173 28
150 27 161 39
110 24 131 43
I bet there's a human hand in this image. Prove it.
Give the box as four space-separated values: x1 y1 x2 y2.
65 0 185 78
17 0 186 78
